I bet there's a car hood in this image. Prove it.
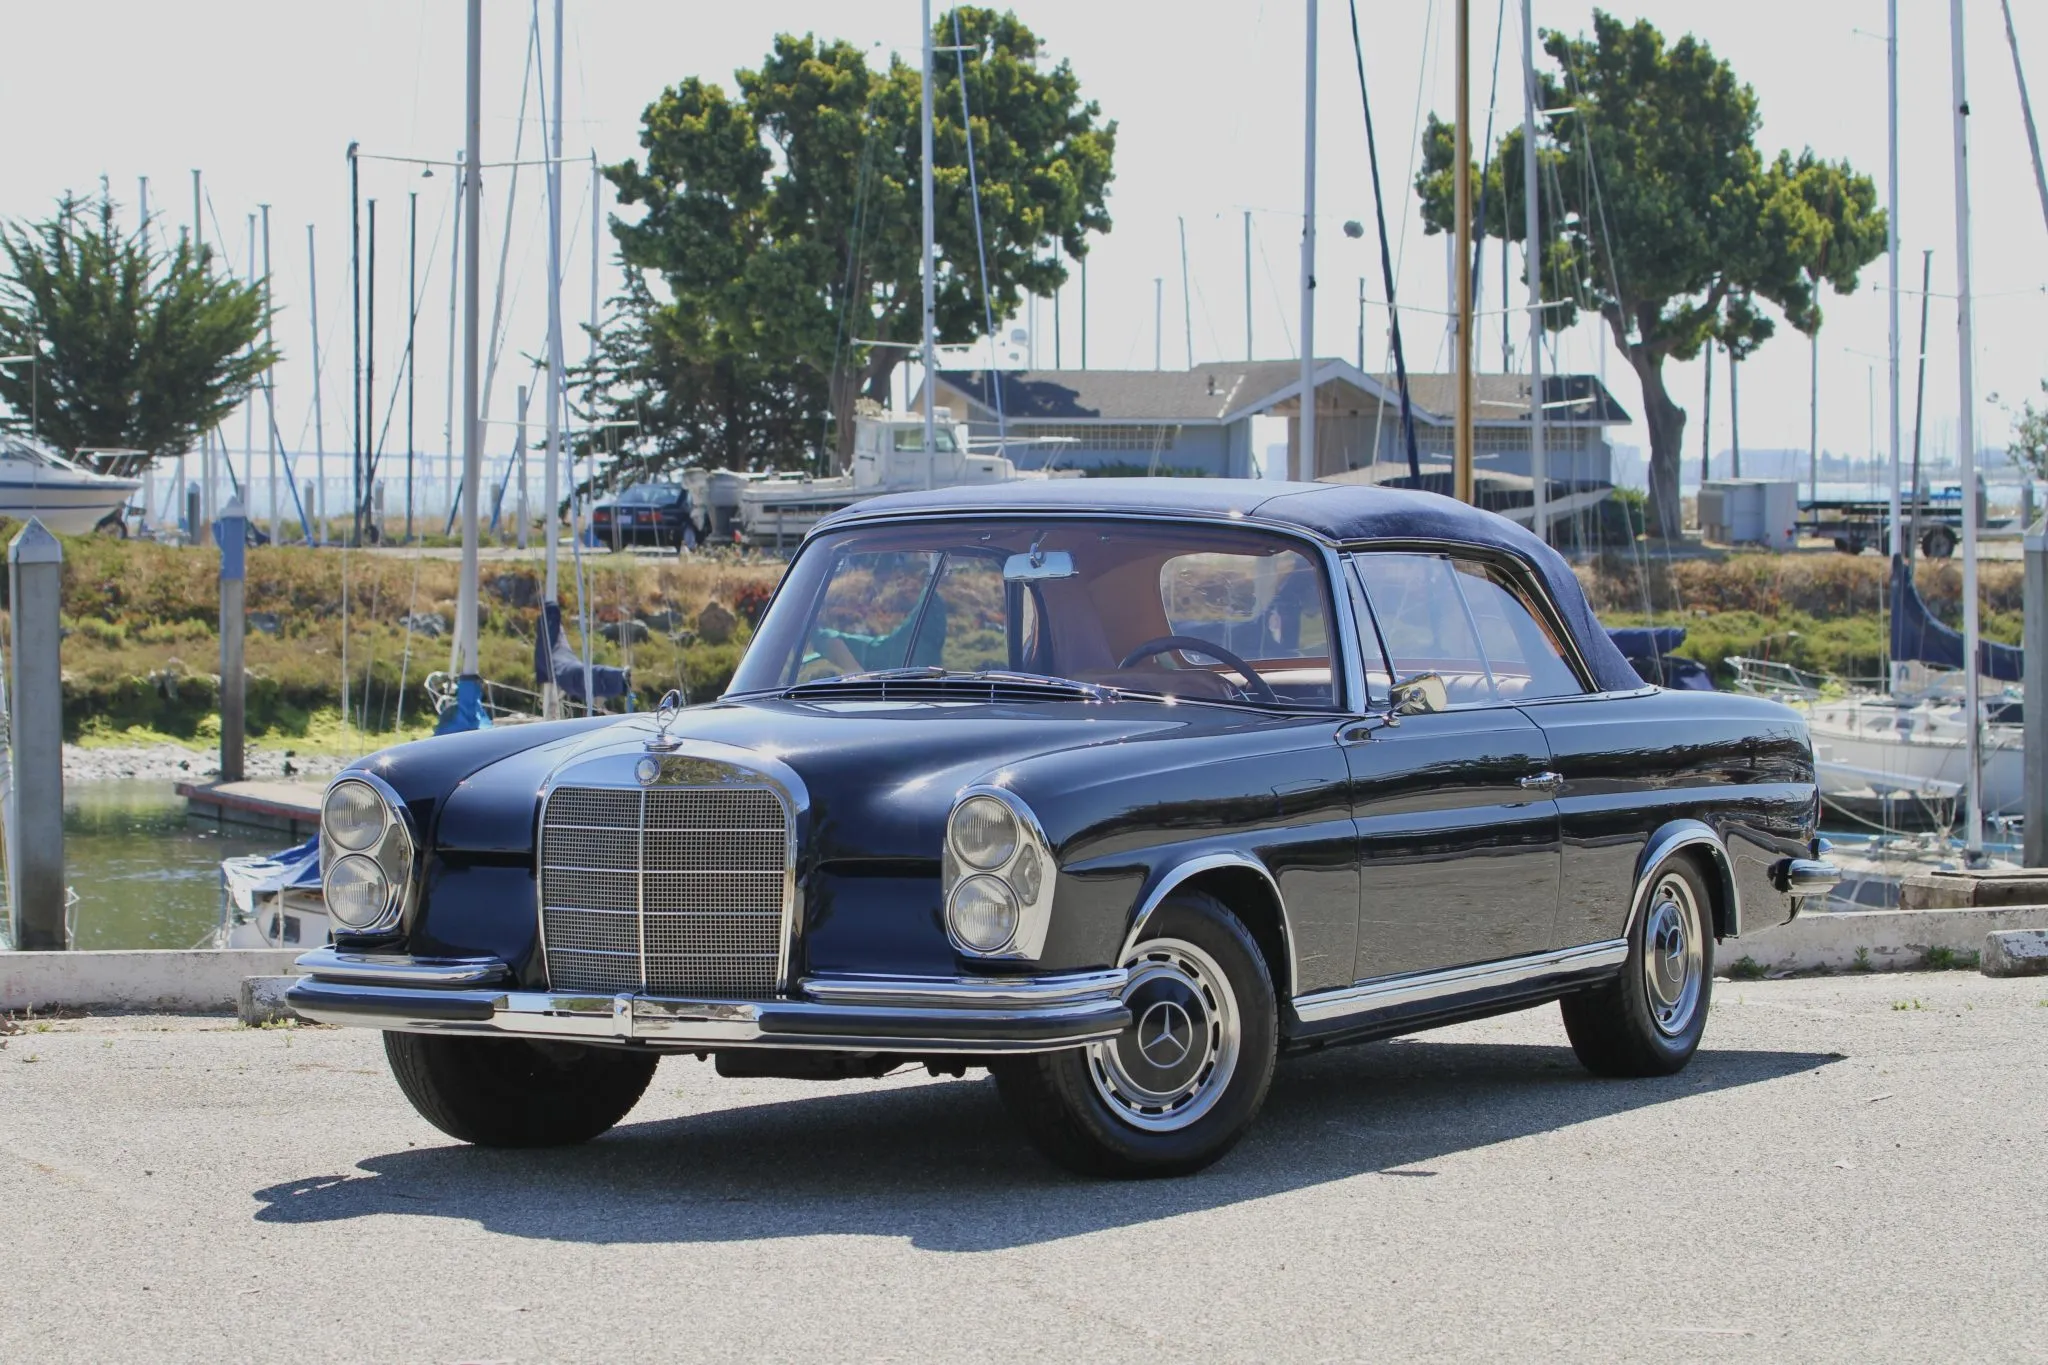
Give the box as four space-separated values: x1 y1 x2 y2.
430 695 1246 862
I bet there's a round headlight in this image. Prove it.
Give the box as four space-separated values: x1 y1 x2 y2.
949 795 1018 871
949 874 1020 953
325 853 392 930
323 780 387 853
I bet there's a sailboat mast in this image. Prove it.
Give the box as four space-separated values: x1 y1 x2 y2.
1887 0 1902 561
920 0 937 482
1998 0 2048 235
307 224 326 544
1453 0 1475 504
542 0 566 718
1299 0 1318 482
455 0 484 681
1521 0 1545 542
1949 0 1984 856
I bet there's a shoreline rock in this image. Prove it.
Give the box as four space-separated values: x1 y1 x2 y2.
62 744 355 786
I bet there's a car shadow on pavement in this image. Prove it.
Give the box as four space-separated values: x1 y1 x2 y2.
251 1039 1838 1251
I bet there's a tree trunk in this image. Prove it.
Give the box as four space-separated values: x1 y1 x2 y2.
1627 347 1688 541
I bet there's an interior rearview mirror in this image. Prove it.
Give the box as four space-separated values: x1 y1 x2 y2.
1389 672 1448 716
1003 549 1076 582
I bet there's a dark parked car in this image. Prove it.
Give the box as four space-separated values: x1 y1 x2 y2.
591 482 695 550
289 480 1836 1176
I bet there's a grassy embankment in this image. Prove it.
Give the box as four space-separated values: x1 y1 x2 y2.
1582 552 2023 686
0 527 784 747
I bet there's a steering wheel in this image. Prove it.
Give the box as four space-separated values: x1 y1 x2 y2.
1117 635 1279 704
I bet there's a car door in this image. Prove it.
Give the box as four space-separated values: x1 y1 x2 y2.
1340 551 1562 979
1439 557 1623 951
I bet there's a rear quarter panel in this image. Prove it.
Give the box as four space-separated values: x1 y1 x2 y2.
1522 688 1815 946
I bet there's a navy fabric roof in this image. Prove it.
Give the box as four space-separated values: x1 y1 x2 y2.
822 479 1644 694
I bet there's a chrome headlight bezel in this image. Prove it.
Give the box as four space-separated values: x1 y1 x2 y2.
319 772 418 935
943 785 1055 960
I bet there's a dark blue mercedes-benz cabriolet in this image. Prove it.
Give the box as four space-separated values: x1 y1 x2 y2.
289 479 1837 1177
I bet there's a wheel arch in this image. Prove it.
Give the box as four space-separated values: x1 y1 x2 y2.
1121 853 1293 1001
1633 820 1741 941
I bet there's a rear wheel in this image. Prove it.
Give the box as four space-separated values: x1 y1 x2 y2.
1560 856 1715 1077
382 1032 657 1146
993 891 1277 1178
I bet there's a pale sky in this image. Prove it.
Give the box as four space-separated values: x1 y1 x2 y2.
4 0 2046 484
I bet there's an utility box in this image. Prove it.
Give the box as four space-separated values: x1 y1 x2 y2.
1698 478 1799 548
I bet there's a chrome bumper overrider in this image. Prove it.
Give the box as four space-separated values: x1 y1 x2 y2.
288 949 1129 1053
1774 858 1841 897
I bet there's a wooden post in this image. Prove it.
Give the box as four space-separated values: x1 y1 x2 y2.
2024 521 2047 866
7 519 67 949
217 496 247 784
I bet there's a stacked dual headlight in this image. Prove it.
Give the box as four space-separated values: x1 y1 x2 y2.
320 774 416 934
944 788 1054 959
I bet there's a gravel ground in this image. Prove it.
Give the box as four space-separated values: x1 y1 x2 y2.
1 971 2043 1363
62 744 353 785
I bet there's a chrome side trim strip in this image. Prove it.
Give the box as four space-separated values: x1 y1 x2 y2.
293 947 510 987
803 969 1127 1008
1291 940 1627 1025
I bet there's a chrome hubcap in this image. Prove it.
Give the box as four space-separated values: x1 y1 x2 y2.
1642 874 1703 1036
1088 937 1240 1132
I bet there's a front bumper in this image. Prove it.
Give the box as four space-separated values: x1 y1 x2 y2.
287 949 1129 1054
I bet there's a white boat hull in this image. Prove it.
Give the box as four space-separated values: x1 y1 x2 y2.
1806 701 2023 815
0 476 141 535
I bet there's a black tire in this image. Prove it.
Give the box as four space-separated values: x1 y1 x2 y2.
1921 526 1957 560
992 891 1277 1178
1560 855 1716 1078
382 1031 658 1147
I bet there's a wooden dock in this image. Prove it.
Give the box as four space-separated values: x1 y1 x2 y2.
177 780 323 840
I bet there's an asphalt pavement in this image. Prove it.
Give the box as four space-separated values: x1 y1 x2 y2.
2 971 2043 1363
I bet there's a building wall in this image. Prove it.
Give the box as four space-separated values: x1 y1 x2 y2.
974 423 1237 477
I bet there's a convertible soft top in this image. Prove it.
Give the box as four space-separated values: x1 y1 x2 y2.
824 478 1644 694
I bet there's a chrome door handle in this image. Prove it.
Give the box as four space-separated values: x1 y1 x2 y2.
1517 771 1562 791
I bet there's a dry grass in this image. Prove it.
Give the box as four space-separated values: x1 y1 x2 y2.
0 528 783 740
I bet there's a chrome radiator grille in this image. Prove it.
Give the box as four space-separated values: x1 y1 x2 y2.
540 785 789 997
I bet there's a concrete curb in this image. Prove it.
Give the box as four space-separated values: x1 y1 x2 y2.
1981 929 2048 978
238 976 306 1026
0 951 303 1013
1720 906 2048 975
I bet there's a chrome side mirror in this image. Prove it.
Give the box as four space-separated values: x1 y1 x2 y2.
1389 672 1447 716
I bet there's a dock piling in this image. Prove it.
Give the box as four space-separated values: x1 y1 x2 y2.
2025 521 2046 867
7 519 67 950
217 497 247 784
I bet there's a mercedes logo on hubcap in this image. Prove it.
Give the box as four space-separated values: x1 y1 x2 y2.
1135 999 1195 1069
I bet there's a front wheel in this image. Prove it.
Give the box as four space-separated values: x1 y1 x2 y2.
992 890 1277 1178
1560 855 1715 1077
382 1032 658 1146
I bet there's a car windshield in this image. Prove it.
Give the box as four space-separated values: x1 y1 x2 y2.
618 484 679 505
729 517 1339 709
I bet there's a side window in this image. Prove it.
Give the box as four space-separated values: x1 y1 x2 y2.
1353 553 1496 707
1449 560 1584 701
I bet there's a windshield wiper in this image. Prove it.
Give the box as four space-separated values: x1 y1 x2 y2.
783 667 1118 703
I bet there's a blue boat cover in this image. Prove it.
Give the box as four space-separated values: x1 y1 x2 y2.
1890 555 2022 683
826 479 1647 694
434 672 495 734
1607 626 1688 658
